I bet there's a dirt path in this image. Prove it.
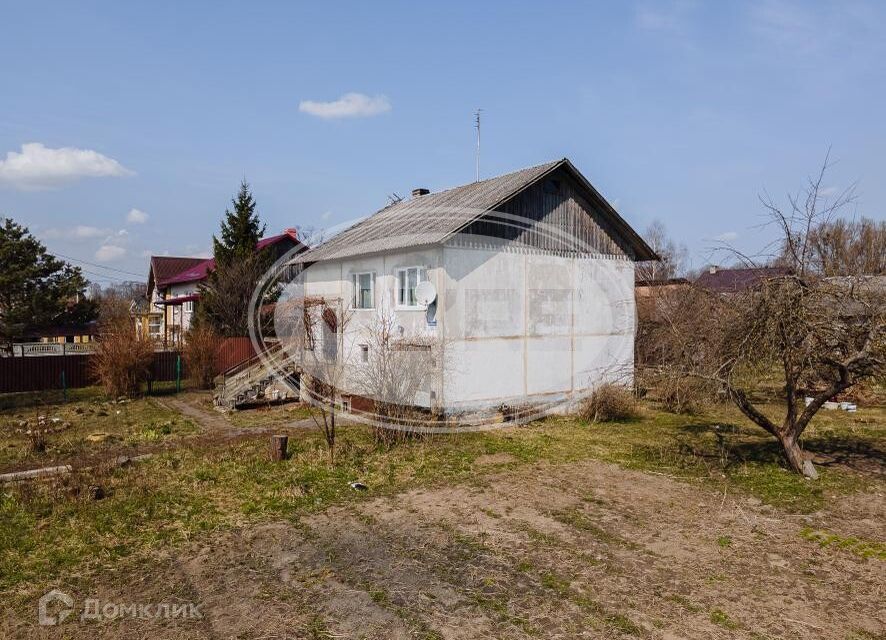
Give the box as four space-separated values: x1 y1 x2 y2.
14 457 883 639
157 396 316 438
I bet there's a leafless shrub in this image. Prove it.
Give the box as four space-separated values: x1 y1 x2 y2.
352 309 443 444
92 295 154 398
27 428 47 453
579 384 639 423
654 375 708 415
298 297 355 464
184 324 218 389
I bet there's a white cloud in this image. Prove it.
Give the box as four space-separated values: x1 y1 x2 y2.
126 208 149 224
0 142 134 190
299 93 392 119
321 211 333 221
43 225 117 241
74 225 110 239
714 231 738 242
95 244 126 261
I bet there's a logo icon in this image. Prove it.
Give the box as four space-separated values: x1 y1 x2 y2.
38 589 73 626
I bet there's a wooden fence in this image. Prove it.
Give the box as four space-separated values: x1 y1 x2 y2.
0 337 257 394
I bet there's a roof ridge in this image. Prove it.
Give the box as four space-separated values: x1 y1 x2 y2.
422 158 564 199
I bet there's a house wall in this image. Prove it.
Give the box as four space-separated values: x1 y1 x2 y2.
299 247 445 406
440 241 635 412
298 242 636 414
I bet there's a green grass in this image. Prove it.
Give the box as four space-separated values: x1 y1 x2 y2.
0 394 882 602
800 527 886 560
710 608 740 629
0 391 196 470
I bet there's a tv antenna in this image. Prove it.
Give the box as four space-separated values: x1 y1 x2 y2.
474 108 483 182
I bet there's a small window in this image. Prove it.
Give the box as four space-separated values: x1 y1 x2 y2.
359 344 369 363
184 300 194 313
354 272 374 309
397 267 427 307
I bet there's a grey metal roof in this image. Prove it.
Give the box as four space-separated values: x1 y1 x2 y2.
295 159 656 263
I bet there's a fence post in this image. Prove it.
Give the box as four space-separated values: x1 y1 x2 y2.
62 342 67 402
175 354 182 393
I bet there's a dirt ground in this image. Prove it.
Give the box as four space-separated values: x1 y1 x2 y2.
10 456 884 639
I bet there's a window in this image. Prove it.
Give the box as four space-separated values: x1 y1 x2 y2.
354 272 374 309
396 267 427 307
359 344 369 363
184 300 194 313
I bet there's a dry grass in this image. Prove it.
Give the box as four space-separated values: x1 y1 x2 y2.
580 384 640 422
0 392 883 638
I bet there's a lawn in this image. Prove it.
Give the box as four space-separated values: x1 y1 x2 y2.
1 390 883 638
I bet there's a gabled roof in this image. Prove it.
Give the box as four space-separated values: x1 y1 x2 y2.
694 266 792 293
156 230 303 288
148 256 207 292
294 159 657 263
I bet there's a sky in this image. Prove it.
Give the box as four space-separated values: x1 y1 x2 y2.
1 0 884 283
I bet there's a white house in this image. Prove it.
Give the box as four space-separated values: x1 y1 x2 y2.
290 159 656 415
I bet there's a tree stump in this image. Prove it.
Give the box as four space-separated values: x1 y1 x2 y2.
270 435 289 462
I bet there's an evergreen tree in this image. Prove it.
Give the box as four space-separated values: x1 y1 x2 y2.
199 181 268 335
212 180 266 266
0 218 96 348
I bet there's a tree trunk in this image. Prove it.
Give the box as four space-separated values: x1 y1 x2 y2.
778 432 818 480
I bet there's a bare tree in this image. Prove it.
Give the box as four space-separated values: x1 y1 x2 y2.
183 324 218 389
798 216 885 277
649 159 885 478
296 296 355 464
636 220 688 282
92 294 155 398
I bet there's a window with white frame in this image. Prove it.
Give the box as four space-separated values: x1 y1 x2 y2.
354 272 375 309
396 267 427 307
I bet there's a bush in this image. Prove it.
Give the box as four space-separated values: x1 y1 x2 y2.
580 384 639 422
184 325 218 389
657 376 706 415
92 296 154 397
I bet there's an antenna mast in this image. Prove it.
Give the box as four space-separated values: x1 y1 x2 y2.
474 108 483 182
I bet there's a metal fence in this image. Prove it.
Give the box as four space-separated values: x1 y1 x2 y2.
0 337 256 394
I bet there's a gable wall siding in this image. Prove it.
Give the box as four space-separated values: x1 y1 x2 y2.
456 168 634 258
440 245 635 410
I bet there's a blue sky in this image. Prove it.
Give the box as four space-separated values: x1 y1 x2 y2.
1 0 884 282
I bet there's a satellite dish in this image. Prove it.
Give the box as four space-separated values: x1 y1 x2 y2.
415 281 437 306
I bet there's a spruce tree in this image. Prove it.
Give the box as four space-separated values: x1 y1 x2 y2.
212 181 266 266
199 181 268 336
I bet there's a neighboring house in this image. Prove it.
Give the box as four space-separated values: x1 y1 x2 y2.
635 276 690 299
146 256 207 346
291 158 656 414
146 230 305 346
34 322 98 344
694 265 791 294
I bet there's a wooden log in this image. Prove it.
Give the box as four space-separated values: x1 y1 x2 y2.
270 434 288 461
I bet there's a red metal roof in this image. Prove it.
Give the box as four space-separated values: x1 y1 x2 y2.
150 256 208 288
161 230 301 286
694 266 791 293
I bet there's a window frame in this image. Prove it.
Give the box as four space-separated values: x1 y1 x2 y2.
353 271 376 310
395 266 428 309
